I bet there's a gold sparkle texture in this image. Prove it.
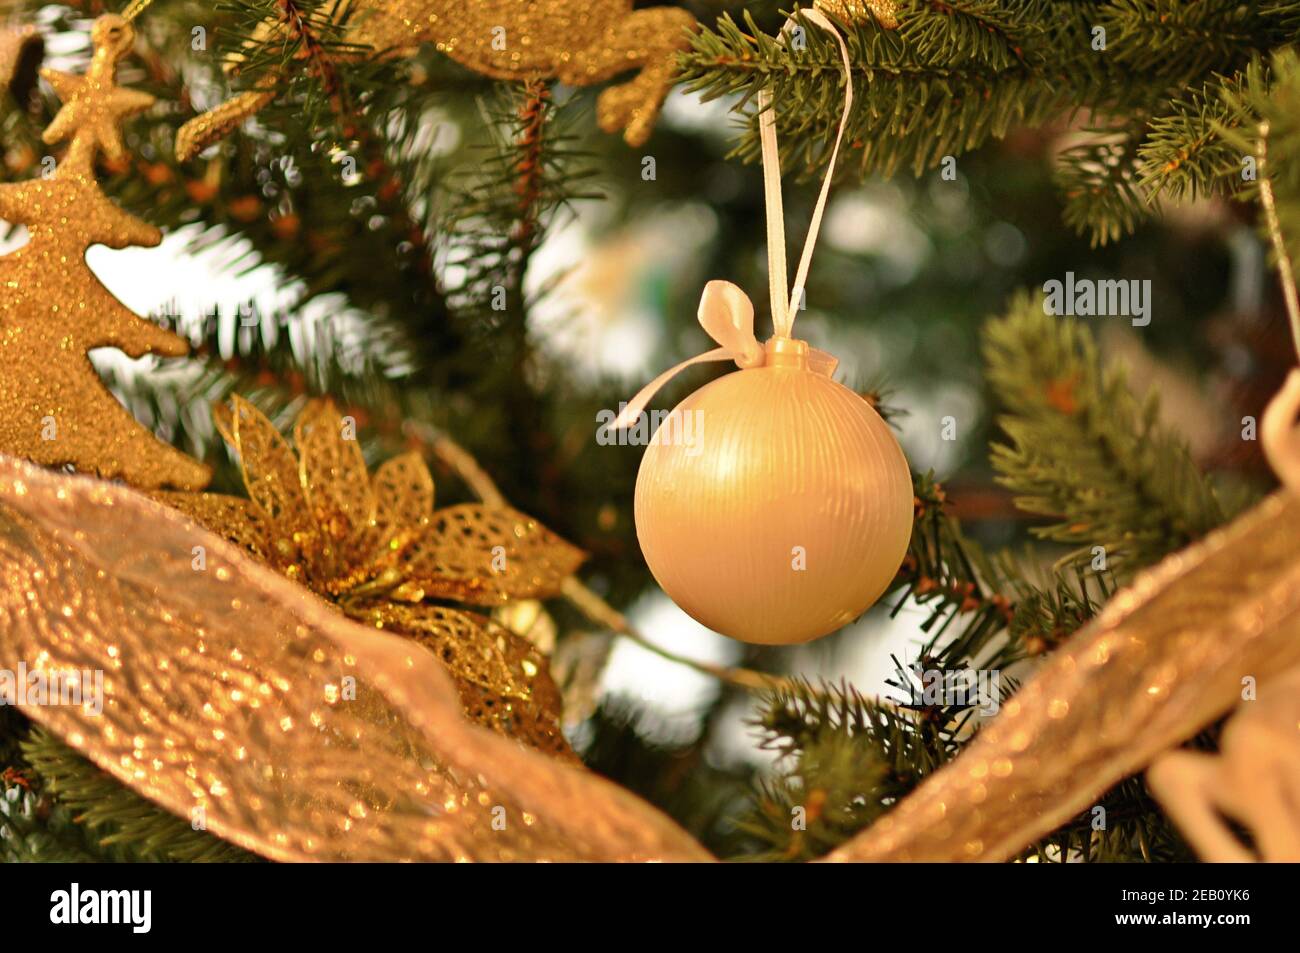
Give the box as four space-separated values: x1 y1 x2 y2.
157 396 585 759
0 14 210 490
813 0 901 29
0 453 710 861
827 486 1300 862
0 23 44 106
41 17 157 168
175 0 698 161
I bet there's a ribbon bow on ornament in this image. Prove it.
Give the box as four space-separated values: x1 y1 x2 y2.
613 7 854 431
612 280 840 428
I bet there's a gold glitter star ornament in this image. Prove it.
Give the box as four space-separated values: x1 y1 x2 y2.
40 17 156 166
0 14 210 490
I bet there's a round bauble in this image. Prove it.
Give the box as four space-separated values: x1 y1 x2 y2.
634 337 912 645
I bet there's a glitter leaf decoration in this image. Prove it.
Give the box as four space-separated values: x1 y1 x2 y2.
0 453 711 862
400 504 593 605
162 396 585 759
0 15 210 491
175 0 698 160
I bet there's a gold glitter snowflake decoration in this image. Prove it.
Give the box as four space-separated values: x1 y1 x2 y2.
161 396 585 759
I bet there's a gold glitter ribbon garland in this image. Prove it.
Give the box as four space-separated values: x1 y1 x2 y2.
813 0 900 30
0 453 710 862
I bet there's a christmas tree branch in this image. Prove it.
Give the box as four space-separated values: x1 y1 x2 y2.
680 2 1300 244
985 292 1231 576
19 728 257 863
276 0 347 107
559 576 796 694
0 706 252 862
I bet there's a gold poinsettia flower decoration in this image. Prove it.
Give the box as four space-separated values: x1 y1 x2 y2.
159 396 585 760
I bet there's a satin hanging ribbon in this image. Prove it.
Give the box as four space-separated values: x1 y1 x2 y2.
613 8 855 431
1263 368 1300 492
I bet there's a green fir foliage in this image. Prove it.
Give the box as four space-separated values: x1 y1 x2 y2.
682 0 1300 244
985 292 1232 575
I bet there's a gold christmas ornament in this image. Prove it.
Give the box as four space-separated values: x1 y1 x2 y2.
627 287 911 645
158 396 585 759
175 0 698 161
824 374 1300 863
0 14 210 490
1147 662 1300 862
614 11 912 645
0 452 710 862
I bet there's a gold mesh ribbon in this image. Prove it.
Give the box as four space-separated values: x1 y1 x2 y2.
0 454 710 862
813 0 900 30
1148 663 1300 861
